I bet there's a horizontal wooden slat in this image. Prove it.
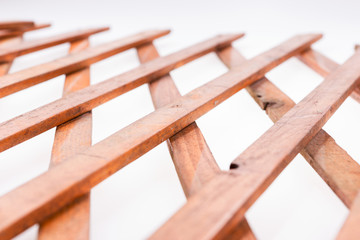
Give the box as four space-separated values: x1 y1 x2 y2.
0 21 34 30
298 48 360 103
217 46 360 208
151 42 360 240
0 23 51 39
0 33 242 153
0 27 109 61
0 33 320 239
0 29 169 97
137 42 255 240
21 23 51 33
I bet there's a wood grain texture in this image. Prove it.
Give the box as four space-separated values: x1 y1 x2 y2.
38 38 92 240
137 42 255 240
217 46 360 208
0 34 321 239
151 40 360 240
298 48 360 103
0 27 109 61
0 29 169 97
0 33 242 153
337 193 360 240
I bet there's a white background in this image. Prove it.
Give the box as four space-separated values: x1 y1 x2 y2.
1 0 360 239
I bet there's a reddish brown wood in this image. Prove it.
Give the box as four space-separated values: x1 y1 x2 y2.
0 33 242 153
217 46 360 208
0 21 34 30
0 36 22 76
136 42 255 240
337 193 360 239
0 29 169 97
0 34 320 239
0 23 51 39
151 43 360 240
298 48 360 103
38 38 92 240
0 27 109 61
136 42 221 196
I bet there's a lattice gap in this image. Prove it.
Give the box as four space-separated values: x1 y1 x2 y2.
0 20 359 240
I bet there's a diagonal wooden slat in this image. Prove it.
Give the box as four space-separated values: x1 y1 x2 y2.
136 42 256 240
38 38 92 240
337 192 360 239
0 29 169 97
0 33 320 240
298 48 360 103
0 33 241 153
0 27 109 61
151 42 360 240
217 46 360 208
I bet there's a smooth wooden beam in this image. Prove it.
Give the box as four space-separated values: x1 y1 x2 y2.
151 40 360 240
38 38 92 240
0 29 169 97
0 33 242 153
0 33 321 239
298 48 360 103
217 46 360 208
137 42 256 240
0 27 109 61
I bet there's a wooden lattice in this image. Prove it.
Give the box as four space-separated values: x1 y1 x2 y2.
0 20 359 240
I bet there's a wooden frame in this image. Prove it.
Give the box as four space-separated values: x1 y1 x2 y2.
0 21 358 239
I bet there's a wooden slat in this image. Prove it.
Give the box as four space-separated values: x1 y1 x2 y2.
21 23 51 33
0 33 320 239
298 48 360 103
217 46 360 208
0 21 34 30
0 33 242 153
0 27 109 61
0 23 51 39
136 42 255 240
151 42 360 240
0 29 169 97
337 193 360 239
0 36 22 76
38 38 92 240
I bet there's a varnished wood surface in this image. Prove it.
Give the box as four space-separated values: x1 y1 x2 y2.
298 48 360 103
151 41 360 240
217 46 360 208
0 34 320 239
0 27 109 61
137 42 256 240
0 29 169 97
0 34 242 153
38 38 92 240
